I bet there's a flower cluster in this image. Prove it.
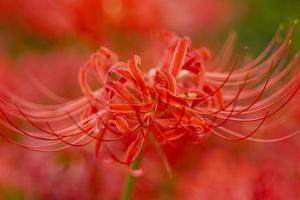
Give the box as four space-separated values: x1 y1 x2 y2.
0 22 300 174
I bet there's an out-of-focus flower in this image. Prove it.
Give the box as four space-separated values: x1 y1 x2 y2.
0 0 238 43
177 149 255 200
102 0 164 32
0 22 299 175
0 0 74 38
0 0 160 41
12 51 85 101
163 0 239 34
0 142 125 200
176 146 300 200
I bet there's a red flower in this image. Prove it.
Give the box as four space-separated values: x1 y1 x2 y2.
0 22 299 175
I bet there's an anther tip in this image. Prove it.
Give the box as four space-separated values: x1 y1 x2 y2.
133 55 141 64
294 19 299 25
279 24 284 30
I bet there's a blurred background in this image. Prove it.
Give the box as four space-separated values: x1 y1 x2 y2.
0 0 300 199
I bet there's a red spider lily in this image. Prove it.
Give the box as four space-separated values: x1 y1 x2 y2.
0 22 300 175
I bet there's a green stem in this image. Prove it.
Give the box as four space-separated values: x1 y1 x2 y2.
120 153 143 200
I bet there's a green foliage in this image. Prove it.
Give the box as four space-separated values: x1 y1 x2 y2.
235 0 300 53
